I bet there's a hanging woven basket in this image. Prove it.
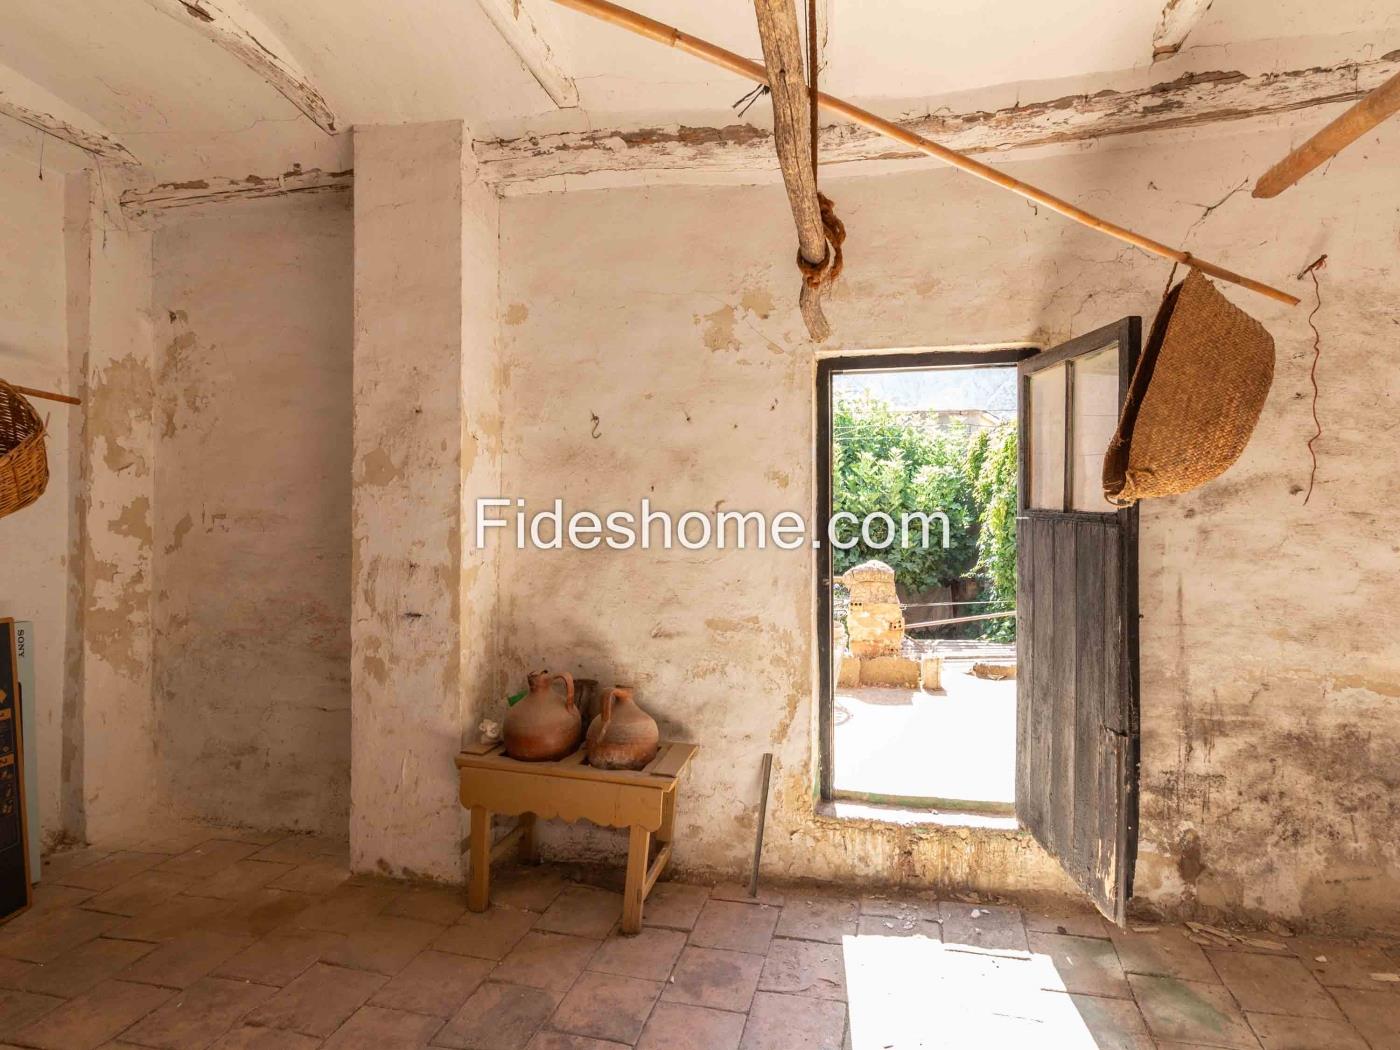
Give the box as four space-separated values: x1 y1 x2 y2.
0 382 49 520
1103 269 1275 506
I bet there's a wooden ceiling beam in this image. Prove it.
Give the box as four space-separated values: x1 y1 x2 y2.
477 54 1400 190
1153 0 1214 61
476 0 580 108
0 63 140 165
141 0 338 133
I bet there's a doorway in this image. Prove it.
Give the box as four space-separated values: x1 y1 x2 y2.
816 350 1033 814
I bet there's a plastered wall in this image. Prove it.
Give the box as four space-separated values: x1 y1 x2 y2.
498 119 1400 932
151 193 354 836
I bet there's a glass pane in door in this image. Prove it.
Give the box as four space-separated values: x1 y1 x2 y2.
1028 364 1067 510
1070 344 1121 512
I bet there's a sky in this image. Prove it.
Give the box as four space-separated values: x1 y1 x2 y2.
834 366 1018 416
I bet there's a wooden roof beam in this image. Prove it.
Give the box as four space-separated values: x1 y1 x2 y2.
0 63 140 165
141 0 338 133
477 0 580 108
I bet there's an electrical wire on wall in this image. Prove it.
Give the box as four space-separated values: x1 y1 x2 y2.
1296 254 1328 505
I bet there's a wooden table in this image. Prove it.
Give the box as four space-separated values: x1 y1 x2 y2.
454 740 698 934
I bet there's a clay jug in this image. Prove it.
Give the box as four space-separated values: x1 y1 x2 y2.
504 670 581 761
586 686 659 770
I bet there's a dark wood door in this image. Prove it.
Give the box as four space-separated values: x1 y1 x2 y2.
1016 318 1141 925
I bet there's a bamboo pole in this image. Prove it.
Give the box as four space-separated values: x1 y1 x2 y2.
753 0 830 341
8 384 81 407
547 0 1301 307
1253 69 1400 199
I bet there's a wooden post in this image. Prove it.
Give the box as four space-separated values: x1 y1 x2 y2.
623 825 650 933
1253 70 1400 199
468 805 491 912
518 812 538 863
545 0 1300 307
753 0 831 341
657 789 676 844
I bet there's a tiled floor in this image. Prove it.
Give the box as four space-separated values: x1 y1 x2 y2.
3 829 1398 1050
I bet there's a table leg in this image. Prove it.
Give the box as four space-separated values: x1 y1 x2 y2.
469 805 490 912
623 824 650 934
519 812 537 863
658 789 676 844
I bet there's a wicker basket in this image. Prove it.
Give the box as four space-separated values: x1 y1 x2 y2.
0 382 49 520
1103 269 1274 506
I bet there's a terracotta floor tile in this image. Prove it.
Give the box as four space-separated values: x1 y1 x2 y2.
739 991 845 1050
320 1005 443 1049
40 847 111 882
384 884 468 925
19 937 155 998
434 981 560 1050
203 889 318 939
857 894 923 918
53 853 166 893
663 946 764 1013
106 895 233 943
1112 926 1220 983
689 900 780 956
937 902 1028 956
120 930 254 989
758 939 846 1001
1291 936 1400 990
534 887 622 940
214 930 346 987
207 1026 323 1050
854 913 935 938
157 841 263 880
1206 951 1342 1019
318 915 444 976
492 933 600 994
636 1001 745 1050
1246 1012 1370 1050
0 988 65 1040
12 979 174 1050
524 1033 630 1050
187 861 300 902
490 868 568 914
250 835 348 866
434 907 537 961
83 872 195 918
265 860 352 897
640 883 709 932
774 899 857 945
1025 908 1111 939
587 927 685 981
291 884 394 934
1129 973 1260 1049
370 950 492 1017
0 957 35 989
1331 987 1400 1050
121 976 277 1049
711 884 785 908
550 971 662 1044
1065 993 1155 1049
28 882 97 913
1028 931 1131 997
0 906 116 963
244 963 387 1038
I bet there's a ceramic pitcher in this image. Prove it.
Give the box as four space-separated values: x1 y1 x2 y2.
585 686 659 770
503 670 581 761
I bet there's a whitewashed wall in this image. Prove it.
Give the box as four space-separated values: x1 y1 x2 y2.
498 118 1400 932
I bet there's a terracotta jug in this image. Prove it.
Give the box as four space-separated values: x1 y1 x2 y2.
585 686 659 770
504 670 581 761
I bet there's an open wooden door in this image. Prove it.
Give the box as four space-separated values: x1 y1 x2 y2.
1016 318 1141 925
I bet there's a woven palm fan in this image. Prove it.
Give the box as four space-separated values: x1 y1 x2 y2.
1103 269 1275 506
0 382 49 520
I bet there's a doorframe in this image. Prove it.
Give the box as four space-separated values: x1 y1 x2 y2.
815 347 1038 803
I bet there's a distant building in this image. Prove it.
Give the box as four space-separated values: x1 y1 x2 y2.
897 407 1009 435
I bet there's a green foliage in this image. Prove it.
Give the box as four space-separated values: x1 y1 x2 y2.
832 394 1017 640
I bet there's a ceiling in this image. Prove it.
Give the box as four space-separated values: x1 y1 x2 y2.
0 0 1396 184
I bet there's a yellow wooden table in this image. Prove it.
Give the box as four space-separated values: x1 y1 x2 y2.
454 740 698 934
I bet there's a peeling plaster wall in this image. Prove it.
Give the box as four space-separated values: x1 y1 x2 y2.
151 193 354 836
351 121 500 881
0 148 74 851
499 120 1400 932
70 174 159 843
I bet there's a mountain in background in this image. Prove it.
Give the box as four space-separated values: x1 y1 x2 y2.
834 366 1017 417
